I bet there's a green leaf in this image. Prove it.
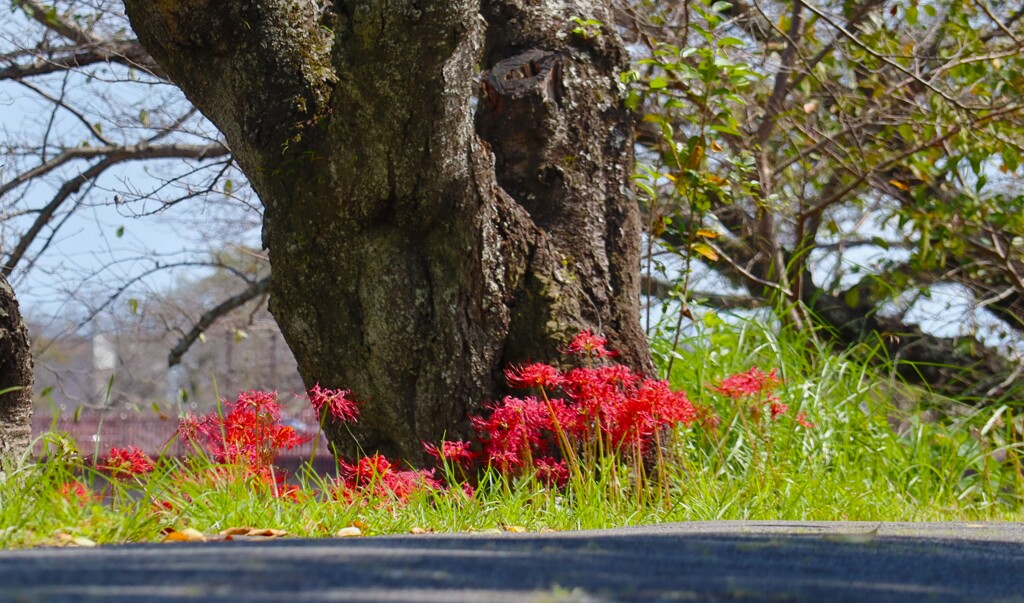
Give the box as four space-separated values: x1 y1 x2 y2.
128 298 138 314
1003 147 1019 172
649 77 669 90
710 123 742 136
115 225 125 238
969 154 982 176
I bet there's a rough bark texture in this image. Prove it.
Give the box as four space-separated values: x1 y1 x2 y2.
124 0 650 461
0 274 33 465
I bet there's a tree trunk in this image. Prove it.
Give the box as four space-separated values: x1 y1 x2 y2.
124 0 650 460
0 274 33 465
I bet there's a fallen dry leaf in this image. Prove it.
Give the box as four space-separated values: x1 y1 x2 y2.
54 533 97 547
409 527 434 534
502 525 527 533
336 526 362 538
72 536 97 547
163 528 208 543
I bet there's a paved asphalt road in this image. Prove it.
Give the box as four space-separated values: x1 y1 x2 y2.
1 521 1023 602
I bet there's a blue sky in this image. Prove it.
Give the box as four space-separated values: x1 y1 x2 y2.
1 5 261 332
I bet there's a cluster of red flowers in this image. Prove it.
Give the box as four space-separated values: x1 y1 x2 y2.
713 366 813 428
58 480 94 506
713 366 781 399
176 390 313 497
97 446 155 479
423 440 475 466
335 454 441 501
178 390 309 470
453 331 697 481
71 332 812 507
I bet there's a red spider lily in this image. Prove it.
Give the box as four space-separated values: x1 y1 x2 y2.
563 366 639 406
423 440 476 465
694 404 721 430
566 330 617 358
177 390 310 473
600 379 696 451
469 356 697 478
152 499 175 513
98 446 155 479
560 366 632 436
796 412 816 429
337 454 441 501
769 401 789 420
259 470 302 501
276 483 302 501
533 457 569 487
58 481 94 506
309 383 360 423
471 396 553 472
247 465 305 500
714 367 781 399
505 363 564 389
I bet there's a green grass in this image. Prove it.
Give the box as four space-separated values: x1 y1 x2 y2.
2 317 1022 549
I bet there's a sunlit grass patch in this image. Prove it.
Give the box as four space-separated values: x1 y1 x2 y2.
2 322 1022 549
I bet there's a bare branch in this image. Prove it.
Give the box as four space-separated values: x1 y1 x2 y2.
977 0 1024 44
15 78 114 146
1 142 230 276
0 41 165 81
0 142 228 202
168 276 272 367
754 0 804 146
14 0 100 46
641 274 763 309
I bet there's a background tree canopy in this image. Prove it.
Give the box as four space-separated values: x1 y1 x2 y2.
620 0 1024 401
1 0 1023 460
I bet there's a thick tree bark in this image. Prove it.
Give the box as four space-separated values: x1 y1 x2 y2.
0 274 33 465
124 0 650 460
